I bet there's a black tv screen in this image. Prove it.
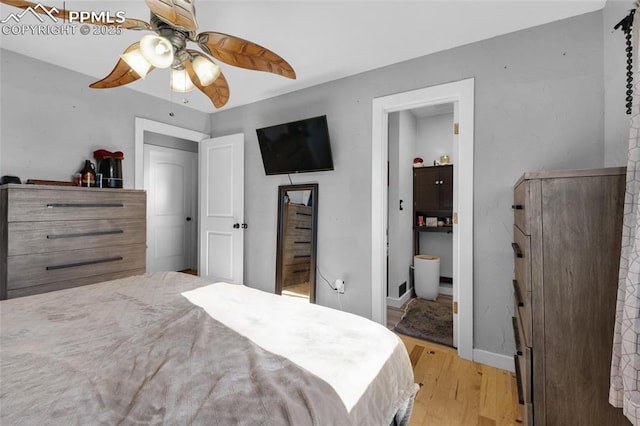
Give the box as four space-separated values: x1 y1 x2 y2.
256 115 334 175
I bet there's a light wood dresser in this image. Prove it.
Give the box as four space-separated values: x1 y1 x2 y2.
511 167 630 425
0 184 146 299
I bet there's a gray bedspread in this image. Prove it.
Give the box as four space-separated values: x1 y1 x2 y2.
0 272 416 425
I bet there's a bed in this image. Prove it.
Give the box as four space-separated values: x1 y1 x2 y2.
0 272 418 425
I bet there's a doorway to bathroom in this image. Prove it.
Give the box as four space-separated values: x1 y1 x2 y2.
386 103 456 346
371 78 474 361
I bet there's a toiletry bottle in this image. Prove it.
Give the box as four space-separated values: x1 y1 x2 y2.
80 160 96 187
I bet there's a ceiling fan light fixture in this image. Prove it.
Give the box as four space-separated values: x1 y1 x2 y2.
170 68 196 93
192 55 221 86
120 49 152 79
140 34 174 69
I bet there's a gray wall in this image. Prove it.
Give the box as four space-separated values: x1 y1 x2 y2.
604 0 635 166
209 11 607 356
0 49 211 187
387 111 416 300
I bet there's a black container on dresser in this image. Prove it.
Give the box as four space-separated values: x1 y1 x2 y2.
511 168 630 426
0 184 146 299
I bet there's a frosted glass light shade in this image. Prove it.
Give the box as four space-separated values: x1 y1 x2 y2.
192 55 221 86
120 49 152 78
170 68 195 92
140 34 174 69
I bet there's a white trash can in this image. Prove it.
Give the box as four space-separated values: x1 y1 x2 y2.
414 255 440 300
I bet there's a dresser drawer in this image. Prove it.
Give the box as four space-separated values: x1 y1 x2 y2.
523 402 533 426
284 238 311 257
288 212 312 227
8 219 145 256
513 180 530 235
283 263 311 285
7 243 145 289
512 316 525 357
286 222 313 239
6 268 145 299
283 250 312 266
513 226 531 294
513 280 532 347
7 188 145 222
515 346 533 405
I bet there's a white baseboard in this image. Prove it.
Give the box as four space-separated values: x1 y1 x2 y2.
473 349 515 372
386 290 413 308
438 285 453 296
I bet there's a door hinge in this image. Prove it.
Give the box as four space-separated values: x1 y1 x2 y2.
453 301 458 314
453 212 458 224
454 122 459 135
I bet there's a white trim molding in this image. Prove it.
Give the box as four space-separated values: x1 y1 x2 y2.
473 349 515 373
371 78 475 361
134 117 209 190
386 290 413 309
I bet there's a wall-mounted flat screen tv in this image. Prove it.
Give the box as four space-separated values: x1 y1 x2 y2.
256 115 334 175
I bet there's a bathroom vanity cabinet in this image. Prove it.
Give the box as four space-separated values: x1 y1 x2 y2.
413 165 453 255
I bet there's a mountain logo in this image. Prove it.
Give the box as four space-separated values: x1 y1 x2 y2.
1 3 59 24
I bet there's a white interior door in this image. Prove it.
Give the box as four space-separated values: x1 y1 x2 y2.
144 145 197 272
199 133 244 283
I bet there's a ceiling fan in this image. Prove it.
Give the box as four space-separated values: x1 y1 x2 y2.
1 0 296 108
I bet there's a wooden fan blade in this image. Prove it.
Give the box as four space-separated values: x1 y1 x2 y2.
197 32 296 79
0 0 150 29
145 0 197 32
184 52 229 108
89 43 153 89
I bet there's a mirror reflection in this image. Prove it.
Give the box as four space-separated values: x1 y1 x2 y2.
275 184 318 303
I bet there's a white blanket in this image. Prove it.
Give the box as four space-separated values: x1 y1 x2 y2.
182 282 401 411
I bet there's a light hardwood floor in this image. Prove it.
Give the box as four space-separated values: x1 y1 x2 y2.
391 299 521 426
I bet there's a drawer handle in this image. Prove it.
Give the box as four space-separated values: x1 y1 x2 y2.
514 355 525 405
294 255 311 259
294 240 311 244
46 256 123 271
511 243 523 258
512 317 523 356
47 229 124 239
512 280 524 307
295 226 312 230
511 204 524 210
46 203 124 208
296 212 312 217
293 268 310 273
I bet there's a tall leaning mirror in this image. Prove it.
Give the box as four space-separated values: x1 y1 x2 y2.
275 184 318 303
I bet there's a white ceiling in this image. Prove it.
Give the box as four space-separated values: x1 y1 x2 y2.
0 0 606 113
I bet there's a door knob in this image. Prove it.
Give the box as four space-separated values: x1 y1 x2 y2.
186 217 192 221
241 223 248 229
233 223 240 229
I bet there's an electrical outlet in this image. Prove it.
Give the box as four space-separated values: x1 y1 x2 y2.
334 279 345 294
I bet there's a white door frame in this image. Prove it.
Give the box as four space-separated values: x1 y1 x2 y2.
134 118 209 272
371 79 474 361
134 117 209 190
